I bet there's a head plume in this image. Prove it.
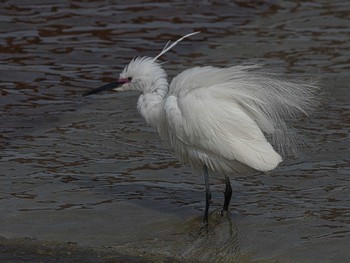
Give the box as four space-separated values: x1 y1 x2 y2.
153 31 200 62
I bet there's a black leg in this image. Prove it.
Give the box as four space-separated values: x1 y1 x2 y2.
222 175 232 213
203 165 211 224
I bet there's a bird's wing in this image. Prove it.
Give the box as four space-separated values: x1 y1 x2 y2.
164 68 282 172
165 65 318 172
164 89 281 172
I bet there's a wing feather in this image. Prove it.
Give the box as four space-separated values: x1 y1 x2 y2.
164 90 282 173
162 64 318 174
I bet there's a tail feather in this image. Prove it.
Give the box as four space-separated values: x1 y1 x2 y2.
222 64 320 156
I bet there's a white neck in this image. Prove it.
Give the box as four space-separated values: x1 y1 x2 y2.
137 81 168 129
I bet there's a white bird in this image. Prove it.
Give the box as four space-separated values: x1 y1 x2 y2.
83 32 318 223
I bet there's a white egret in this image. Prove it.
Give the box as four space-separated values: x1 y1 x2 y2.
83 32 318 223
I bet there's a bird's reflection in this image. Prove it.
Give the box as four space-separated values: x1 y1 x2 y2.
182 210 245 263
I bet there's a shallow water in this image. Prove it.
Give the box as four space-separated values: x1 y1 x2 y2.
1 1 350 262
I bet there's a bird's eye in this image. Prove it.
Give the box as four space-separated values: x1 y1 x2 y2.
127 77 132 82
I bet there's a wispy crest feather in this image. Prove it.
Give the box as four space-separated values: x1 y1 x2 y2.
153 31 200 61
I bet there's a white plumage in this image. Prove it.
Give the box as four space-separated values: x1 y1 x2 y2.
120 58 317 175
84 32 318 223
165 65 282 174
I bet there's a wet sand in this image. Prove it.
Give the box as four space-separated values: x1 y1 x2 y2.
0 236 188 263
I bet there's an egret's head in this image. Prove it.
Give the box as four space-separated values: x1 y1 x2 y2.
118 57 167 93
83 31 199 97
83 57 167 96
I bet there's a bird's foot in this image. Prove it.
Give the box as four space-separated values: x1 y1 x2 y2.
202 215 209 226
200 219 210 235
220 209 228 217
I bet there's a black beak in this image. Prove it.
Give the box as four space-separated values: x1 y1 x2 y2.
83 81 122 96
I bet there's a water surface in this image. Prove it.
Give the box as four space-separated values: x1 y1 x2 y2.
1 1 349 262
